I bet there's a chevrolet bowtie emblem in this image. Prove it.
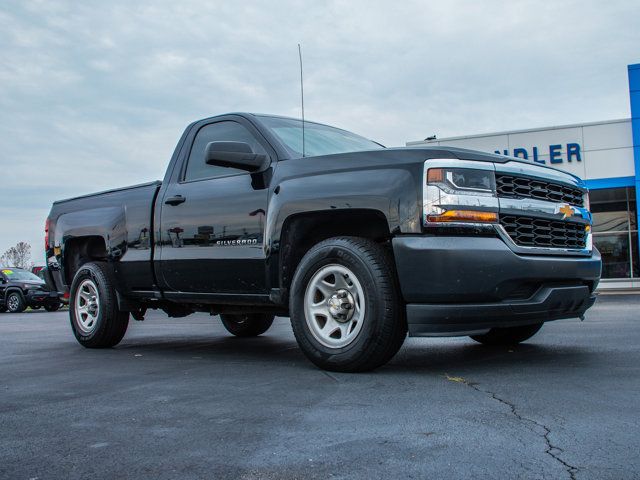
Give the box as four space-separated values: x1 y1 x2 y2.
558 204 575 219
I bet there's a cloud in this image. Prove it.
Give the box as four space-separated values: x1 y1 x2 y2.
0 0 638 256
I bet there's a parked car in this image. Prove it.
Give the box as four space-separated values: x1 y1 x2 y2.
44 113 601 372
0 267 63 313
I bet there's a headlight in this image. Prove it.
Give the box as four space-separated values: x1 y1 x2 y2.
423 162 499 226
427 168 495 193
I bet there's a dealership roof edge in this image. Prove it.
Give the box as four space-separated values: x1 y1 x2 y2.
407 118 631 146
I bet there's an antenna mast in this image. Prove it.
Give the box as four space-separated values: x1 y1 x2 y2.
298 43 305 157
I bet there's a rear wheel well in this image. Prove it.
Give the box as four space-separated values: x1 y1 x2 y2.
63 236 108 286
278 209 392 299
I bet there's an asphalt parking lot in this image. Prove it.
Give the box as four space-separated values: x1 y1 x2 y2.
1 296 639 480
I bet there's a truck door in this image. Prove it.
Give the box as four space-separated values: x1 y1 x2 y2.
158 119 271 295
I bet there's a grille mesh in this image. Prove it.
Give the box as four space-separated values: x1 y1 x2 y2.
496 174 584 207
500 215 588 249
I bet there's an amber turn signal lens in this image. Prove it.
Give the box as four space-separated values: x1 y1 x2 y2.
427 210 498 223
427 168 444 183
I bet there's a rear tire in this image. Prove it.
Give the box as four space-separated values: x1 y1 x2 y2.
6 292 26 313
69 262 129 348
470 323 543 346
289 236 407 373
220 313 274 337
44 302 61 312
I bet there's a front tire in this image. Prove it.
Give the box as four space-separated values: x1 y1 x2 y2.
220 313 274 337
470 323 543 346
289 236 407 373
69 262 129 348
6 292 26 313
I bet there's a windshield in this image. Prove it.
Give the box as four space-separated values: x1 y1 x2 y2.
259 116 384 157
1 269 42 282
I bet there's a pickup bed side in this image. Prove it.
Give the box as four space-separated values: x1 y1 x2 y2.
47 181 161 295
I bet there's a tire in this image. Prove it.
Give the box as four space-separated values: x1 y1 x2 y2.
6 292 26 313
69 262 129 348
220 313 274 337
289 236 407 373
44 302 61 312
31 305 42 310
0 305 6 313
470 323 543 346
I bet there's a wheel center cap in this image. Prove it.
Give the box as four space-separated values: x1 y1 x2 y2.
327 289 355 322
87 297 98 315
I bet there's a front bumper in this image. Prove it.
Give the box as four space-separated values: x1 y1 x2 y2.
392 236 601 336
25 290 62 305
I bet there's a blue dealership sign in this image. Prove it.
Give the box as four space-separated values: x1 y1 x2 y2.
495 143 582 164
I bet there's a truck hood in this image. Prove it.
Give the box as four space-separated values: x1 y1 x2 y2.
281 145 585 185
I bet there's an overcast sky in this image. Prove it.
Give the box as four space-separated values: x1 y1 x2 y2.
1 0 639 262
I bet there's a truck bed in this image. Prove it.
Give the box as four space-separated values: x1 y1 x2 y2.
47 181 162 293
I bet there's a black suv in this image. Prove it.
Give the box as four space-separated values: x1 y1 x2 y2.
0 267 63 313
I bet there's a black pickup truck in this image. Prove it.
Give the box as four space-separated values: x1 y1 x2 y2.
45 113 601 371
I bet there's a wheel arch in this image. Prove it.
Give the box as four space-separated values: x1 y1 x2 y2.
273 208 393 305
4 287 26 303
62 236 109 286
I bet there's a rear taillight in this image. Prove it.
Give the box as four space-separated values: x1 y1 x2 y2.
45 218 50 250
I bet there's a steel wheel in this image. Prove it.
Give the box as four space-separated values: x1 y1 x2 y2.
75 278 100 334
304 264 366 349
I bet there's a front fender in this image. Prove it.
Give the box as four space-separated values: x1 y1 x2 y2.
266 166 421 252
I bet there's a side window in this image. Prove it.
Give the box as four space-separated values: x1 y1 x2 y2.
184 121 267 182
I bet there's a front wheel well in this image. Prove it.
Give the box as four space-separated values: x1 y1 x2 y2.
278 209 393 300
4 288 25 302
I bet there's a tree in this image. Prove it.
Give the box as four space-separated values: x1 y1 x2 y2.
0 242 33 269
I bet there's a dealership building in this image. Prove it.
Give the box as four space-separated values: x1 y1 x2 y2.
408 63 640 290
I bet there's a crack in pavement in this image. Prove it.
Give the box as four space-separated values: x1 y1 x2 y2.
445 374 578 480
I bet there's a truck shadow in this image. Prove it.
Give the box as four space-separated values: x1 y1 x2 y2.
385 341 594 375
116 333 594 376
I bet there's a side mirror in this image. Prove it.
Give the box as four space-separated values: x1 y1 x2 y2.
205 142 269 173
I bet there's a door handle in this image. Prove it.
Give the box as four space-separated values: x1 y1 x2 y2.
165 195 186 206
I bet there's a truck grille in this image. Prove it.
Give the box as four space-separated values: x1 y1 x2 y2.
500 215 588 249
495 174 584 207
